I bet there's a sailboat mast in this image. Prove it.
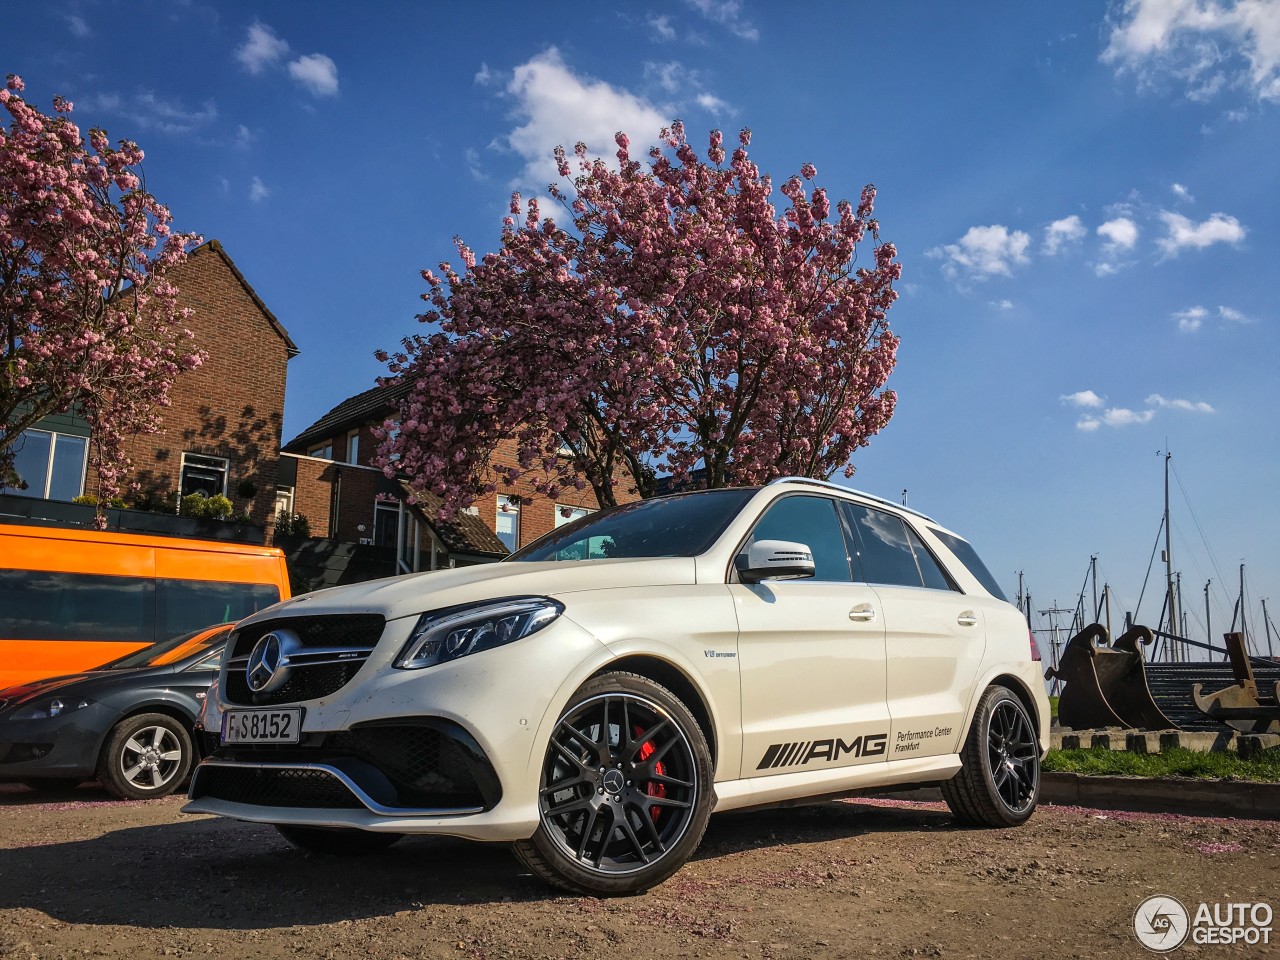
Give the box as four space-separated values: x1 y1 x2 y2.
1163 450 1179 661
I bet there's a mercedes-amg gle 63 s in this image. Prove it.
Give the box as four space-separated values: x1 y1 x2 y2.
185 478 1048 896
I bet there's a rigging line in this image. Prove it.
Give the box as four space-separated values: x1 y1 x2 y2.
1170 462 1233 601
1171 524 1234 623
1072 559 1093 627
1134 513 1164 623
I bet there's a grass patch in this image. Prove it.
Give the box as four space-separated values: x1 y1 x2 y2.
1044 746 1280 783
1048 695 1059 720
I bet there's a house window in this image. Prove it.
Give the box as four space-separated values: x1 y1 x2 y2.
555 504 592 528
179 453 229 498
308 442 333 460
7 429 88 501
496 495 521 552
346 431 360 465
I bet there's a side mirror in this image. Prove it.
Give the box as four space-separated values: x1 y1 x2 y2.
738 540 816 583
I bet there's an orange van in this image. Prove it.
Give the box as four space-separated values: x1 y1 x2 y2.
0 524 291 689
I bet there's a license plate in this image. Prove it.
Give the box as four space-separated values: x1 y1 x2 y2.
221 708 302 745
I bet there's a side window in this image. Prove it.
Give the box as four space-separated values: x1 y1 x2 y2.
188 647 226 672
0 570 155 642
743 495 851 582
904 526 959 592
156 580 281 640
842 504 925 587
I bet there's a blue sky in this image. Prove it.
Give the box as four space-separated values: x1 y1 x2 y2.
5 1 1279 657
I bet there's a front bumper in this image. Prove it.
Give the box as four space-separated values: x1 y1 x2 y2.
184 717 539 841
0 704 114 780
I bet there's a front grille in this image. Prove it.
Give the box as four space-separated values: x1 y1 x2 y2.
195 765 363 808
210 721 500 811
229 614 385 658
226 661 365 706
223 614 386 706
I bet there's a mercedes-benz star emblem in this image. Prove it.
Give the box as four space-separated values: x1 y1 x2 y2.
602 769 626 795
246 630 299 693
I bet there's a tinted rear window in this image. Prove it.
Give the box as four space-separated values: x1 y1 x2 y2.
930 529 1008 601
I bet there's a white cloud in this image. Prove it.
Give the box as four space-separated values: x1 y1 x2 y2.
1044 215 1087 255
66 14 90 37
474 63 494 86
1173 305 1208 331
84 91 217 134
683 0 759 41
1097 217 1140 250
464 147 487 181
1102 0 1280 103
503 48 669 188
1218 304 1250 322
1073 390 1215 430
236 22 289 75
233 124 254 149
649 15 677 40
1147 393 1215 413
1156 210 1246 255
1094 217 1140 275
644 60 685 94
991 299 1015 311
1171 181 1193 200
288 53 340 97
250 176 269 202
928 225 1031 282
696 92 733 114
1062 390 1106 408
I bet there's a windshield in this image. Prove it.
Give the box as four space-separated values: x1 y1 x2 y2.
509 489 757 562
100 625 232 671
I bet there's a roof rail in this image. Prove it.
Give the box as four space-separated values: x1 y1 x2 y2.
766 476 935 522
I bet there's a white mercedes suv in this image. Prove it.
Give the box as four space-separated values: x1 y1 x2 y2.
185 478 1047 896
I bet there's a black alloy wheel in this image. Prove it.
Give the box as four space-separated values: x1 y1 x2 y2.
942 684 1040 827
513 672 713 896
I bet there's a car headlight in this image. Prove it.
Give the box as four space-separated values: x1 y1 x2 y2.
9 697 94 721
396 597 565 670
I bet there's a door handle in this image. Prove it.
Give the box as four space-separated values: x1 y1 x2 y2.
957 611 979 627
849 603 876 622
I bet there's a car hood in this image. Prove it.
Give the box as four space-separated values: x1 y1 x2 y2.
0 665 181 706
239 556 700 627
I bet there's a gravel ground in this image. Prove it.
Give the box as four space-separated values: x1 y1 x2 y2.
0 782 1276 959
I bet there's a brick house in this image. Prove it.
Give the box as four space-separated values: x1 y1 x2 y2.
279 382 634 569
1 240 297 538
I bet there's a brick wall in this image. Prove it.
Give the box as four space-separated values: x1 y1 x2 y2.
116 242 292 538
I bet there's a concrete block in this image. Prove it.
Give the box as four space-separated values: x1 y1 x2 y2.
1126 732 1156 754
1056 732 1082 750
1159 731 1182 752
1236 734 1280 759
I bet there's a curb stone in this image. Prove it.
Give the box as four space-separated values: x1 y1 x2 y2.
877 772 1280 820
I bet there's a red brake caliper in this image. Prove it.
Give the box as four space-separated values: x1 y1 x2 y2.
635 725 666 822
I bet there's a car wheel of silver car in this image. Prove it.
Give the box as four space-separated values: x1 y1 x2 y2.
942 684 1040 828
276 825 404 856
513 672 714 896
97 712 194 800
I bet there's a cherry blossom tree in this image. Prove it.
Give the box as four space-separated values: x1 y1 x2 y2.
1 75 203 511
377 122 900 516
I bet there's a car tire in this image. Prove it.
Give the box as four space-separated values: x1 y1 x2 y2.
942 684 1040 827
97 713 194 800
276 825 404 856
513 671 714 896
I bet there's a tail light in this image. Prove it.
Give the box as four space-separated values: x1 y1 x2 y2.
1028 628 1042 662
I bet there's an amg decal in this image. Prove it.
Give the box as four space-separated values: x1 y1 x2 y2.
756 733 888 770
